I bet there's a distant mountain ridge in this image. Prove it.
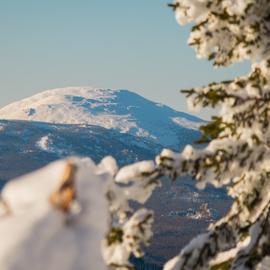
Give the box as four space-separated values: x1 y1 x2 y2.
0 87 203 148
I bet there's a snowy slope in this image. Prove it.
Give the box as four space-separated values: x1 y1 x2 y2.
0 87 203 148
0 119 164 181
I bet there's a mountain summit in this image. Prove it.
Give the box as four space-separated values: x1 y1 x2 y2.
0 87 202 148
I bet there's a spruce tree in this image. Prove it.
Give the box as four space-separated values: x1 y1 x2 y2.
158 1 270 269
108 1 270 269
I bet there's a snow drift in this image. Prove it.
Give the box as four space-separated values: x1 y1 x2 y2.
0 157 109 270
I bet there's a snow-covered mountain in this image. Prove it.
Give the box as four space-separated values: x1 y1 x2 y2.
0 87 203 148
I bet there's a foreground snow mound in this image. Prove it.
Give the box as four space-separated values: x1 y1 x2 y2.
0 156 157 270
0 157 109 270
0 87 202 147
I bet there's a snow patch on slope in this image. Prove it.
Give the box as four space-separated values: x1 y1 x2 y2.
36 135 52 151
171 117 202 130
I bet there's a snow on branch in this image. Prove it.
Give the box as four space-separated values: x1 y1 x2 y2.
160 0 270 269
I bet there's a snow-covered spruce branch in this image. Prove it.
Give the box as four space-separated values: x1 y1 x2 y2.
159 1 270 269
231 201 270 269
183 61 270 143
102 158 161 269
107 133 270 269
182 63 269 111
101 140 270 270
171 0 270 66
160 169 270 270
157 140 270 188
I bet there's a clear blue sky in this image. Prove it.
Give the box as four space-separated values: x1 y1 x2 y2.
0 0 250 119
